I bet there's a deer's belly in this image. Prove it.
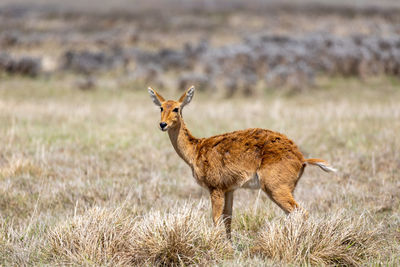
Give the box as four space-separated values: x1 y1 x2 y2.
192 166 261 190
191 169 208 188
241 173 261 189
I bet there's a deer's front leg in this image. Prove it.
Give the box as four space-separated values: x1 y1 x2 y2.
210 189 225 226
223 190 234 239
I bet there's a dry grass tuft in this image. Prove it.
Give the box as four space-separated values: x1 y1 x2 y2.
46 207 134 265
252 210 382 266
119 203 232 266
46 203 232 266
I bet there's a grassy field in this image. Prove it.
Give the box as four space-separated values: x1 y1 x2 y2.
0 74 399 265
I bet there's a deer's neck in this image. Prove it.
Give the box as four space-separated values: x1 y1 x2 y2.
168 119 198 166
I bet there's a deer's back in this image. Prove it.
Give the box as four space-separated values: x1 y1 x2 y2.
193 128 305 190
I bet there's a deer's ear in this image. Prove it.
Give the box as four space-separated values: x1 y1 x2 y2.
148 87 165 106
178 86 195 108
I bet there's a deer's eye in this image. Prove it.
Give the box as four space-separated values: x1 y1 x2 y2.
173 107 179 113
160 107 163 112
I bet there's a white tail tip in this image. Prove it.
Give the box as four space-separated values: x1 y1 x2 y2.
313 162 337 173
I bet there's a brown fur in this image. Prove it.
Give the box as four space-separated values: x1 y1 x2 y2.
148 86 335 238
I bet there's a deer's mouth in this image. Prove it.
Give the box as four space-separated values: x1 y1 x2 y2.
160 125 169 131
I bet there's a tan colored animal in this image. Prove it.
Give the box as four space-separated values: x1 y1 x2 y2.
148 86 336 238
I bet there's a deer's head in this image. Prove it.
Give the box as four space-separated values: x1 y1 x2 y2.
148 86 195 131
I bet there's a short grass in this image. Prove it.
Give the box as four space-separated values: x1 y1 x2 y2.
0 74 399 265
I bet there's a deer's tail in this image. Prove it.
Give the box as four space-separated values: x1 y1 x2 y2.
305 158 337 173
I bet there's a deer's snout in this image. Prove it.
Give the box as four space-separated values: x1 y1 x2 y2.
160 122 168 131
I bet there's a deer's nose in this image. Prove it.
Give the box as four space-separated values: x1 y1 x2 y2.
160 122 167 129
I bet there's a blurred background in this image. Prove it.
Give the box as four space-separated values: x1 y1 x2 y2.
1 0 400 94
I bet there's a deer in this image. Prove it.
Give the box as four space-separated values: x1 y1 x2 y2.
148 86 336 238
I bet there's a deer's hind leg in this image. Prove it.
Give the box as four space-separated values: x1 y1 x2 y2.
257 163 302 214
